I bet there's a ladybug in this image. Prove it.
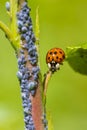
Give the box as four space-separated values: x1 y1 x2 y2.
46 48 65 72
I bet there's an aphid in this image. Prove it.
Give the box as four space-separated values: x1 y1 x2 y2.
46 48 65 72
17 71 23 80
5 2 10 11
27 81 37 90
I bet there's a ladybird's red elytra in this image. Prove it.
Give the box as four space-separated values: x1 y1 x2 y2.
46 48 65 72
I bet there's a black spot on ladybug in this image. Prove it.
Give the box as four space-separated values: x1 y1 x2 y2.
63 55 65 59
54 51 57 54
50 52 52 55
59 51 62 54
56 56 58 59
60 58 62 61
48 57 50 60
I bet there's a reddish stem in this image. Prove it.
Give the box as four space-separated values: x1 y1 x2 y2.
25 50 44 130
31 82 44 130
18 1 45 129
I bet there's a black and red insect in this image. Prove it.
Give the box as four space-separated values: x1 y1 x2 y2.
46 48 65 72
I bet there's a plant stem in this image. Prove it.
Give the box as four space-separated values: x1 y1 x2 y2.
24 49 44 130
43 71 52 96
10 0 17 38
17 0 45 129
0 21 18 50
0 21 13 41
31 82 44 130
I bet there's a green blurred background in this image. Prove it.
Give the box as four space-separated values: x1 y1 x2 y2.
0 0 87 130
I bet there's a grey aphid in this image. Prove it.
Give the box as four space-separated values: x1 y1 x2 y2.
25 115 30 121
32 66 40 74
23 73 29 80
25 35 30 42
28 125 35 130
21 26 28 33
30 58 37 65
5 2 10 11
33 74 38 81
27 81 37 90
31 90 36 96
28 45 36 53
21 92 27 98
24 107 29 114
17 71 23 80
17 20 23 29
22 43 29 49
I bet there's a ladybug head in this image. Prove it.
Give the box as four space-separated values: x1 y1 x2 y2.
47 61 60 73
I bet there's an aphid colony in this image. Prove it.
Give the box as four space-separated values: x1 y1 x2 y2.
16 2 40 130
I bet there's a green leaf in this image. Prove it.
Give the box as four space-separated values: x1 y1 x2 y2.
66 44 87 75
